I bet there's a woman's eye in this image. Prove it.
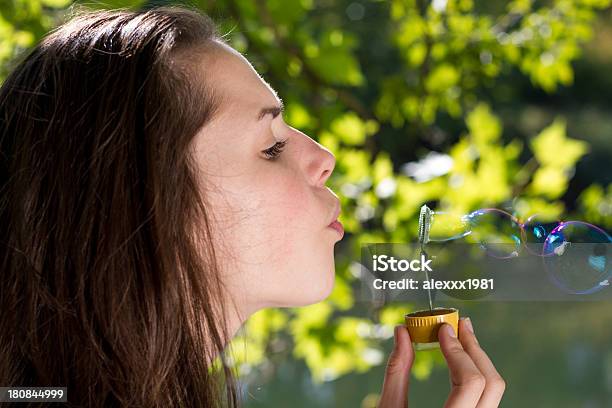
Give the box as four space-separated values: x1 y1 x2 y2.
262 139 288 160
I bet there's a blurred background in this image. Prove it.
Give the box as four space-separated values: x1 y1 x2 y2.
2 0 611 406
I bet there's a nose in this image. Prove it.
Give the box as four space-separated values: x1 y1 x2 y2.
316 147 335 187
300 131 336 187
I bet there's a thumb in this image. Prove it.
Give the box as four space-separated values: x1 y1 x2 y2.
378 325 415 407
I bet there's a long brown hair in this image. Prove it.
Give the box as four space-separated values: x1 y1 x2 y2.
0 5 239 407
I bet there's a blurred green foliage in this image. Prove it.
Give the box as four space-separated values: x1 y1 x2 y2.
2 0 611 400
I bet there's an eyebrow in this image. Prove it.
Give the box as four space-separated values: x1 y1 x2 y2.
257 98 285 121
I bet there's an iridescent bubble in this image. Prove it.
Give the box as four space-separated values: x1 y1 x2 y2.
426 208 523 258
543 221 611 294
462 208 522 259
520 214 561 256
427 210 471 242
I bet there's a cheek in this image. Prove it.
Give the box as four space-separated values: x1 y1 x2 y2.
208 164 313 265
269 173 310 224
247 168 312 258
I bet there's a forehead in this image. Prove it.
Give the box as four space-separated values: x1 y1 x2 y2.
206 41 280 121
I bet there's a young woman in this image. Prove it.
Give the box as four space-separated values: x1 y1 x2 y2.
0 6 504 407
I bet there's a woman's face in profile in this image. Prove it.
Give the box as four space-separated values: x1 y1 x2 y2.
190 40 342 314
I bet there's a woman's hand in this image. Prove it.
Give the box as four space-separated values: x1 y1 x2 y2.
378 317 505 407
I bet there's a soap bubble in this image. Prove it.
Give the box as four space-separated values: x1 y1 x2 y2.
520 214 561 256
462 208 522 259
427 208 522 259
427 209 471 242
542 221 611 294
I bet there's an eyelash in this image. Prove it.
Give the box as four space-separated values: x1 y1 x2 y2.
262 139 288 160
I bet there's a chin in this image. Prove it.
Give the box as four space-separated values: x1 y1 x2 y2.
318 261 337 301
308 278 335 305
273 261 336 308
298 260 337 306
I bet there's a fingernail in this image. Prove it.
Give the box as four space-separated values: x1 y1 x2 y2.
393 326 399 344
445 324 456 338
464 317 474 334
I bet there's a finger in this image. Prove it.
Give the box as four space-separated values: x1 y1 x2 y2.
378 325 415 408
438 323 486 408
457 318 506 408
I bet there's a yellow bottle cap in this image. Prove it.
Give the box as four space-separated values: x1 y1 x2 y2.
404 307 459 344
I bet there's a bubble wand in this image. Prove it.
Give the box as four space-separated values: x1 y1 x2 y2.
418 204 434 312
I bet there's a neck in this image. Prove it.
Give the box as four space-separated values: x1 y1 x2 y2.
208 295 261 365
224 299 252 343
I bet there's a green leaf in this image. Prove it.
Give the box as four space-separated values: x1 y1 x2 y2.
307 48 364 86
530 118 589 169
466 103 502 146
513 198 565 221
425 63 460 93
331 112 367 146
75 0 146 9
41 0 72 8
266 0 307 25
527 166 568 199
372 152 393 184
578 184 612 228
379 303 413 326
327 276 354 311
285 101 312 129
